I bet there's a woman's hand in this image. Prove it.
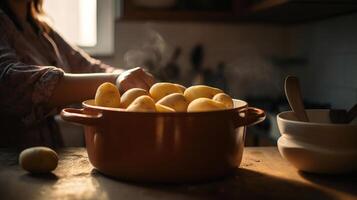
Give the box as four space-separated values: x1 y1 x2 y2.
116 67 156 93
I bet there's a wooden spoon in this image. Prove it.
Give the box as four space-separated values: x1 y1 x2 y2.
284 76 309 122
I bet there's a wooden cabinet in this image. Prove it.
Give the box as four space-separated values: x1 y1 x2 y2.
118 0 357 24
247 0 357 23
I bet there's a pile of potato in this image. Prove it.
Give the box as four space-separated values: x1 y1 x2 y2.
94 82 234 112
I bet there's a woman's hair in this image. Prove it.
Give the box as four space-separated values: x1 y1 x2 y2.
29 0 50 33
0 0 50 33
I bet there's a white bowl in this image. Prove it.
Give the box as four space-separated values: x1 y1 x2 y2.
277 109 357 174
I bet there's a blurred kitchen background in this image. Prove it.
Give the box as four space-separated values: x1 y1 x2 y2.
48 0 357 147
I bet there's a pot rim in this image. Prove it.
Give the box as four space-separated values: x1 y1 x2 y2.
277 109 357 127
82 99 248 115
61 99 265 127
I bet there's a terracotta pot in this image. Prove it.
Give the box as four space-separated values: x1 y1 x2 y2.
61 99 265 182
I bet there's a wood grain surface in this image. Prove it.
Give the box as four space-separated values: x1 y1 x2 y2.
0 147 356 200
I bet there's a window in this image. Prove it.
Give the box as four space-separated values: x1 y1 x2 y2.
44 0 114 56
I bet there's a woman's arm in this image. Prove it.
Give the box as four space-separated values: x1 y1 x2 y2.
49 67 156 107
47 28 157 106
48 72 118 107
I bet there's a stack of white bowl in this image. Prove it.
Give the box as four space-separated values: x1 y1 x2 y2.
277 109 357 174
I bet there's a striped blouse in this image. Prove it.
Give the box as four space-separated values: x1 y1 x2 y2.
0 9 115 149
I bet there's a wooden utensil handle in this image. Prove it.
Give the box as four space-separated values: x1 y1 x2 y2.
61 108 103 126
284 76 309 122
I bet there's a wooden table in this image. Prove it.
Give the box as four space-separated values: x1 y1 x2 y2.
0 147 356 200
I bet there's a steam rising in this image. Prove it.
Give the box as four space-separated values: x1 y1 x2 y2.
122 26 282 100
227 56 282 99
124 29 170 72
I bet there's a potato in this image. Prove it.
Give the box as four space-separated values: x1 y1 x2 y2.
19 147 58 173
175 84 186 93
187 98 226 112
155 103 175 112
95 82 121 108
126 95 156 112
149 82 183 102
157 93 188 112
184 85 223 103
213 93 234 109
120 88 148 108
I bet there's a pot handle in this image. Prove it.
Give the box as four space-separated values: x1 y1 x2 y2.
234 107 266 128
61 108 103 126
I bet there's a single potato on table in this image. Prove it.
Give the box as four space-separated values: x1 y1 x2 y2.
126 95 156 112
149 82 183 102
120 88 148 108
157 93 189 112
184 85 223 103
19 147 58 173
187 98 226 112
213 93 234 109
95 82 121 108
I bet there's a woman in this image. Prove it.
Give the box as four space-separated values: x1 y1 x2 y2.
0 0 155 148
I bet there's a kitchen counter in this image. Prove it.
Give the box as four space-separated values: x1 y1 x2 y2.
0 147 356 200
